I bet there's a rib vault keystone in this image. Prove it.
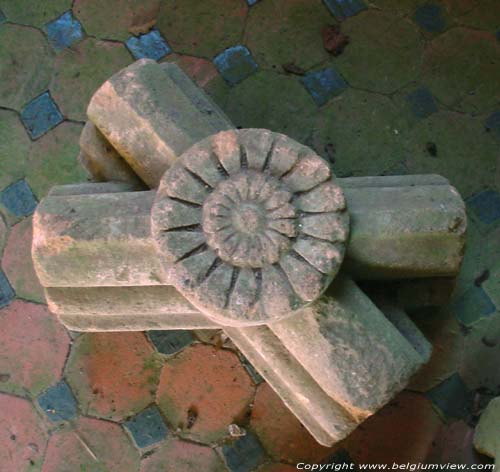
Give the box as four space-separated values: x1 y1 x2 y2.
32 59 467 446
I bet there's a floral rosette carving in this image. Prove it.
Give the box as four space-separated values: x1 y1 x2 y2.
151 129 349 326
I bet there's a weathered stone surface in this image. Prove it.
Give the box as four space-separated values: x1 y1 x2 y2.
0 24 54 110
48 181 137 197
224 324 357 446
343 181 466 279
156 344 254 443
152 129 349 326
32 190 168 287
73 0 160 41
51 37 132 121
79 122 145 187
269 276 426 419
66 332 161 421
156 0 248 58
45 286 218 331
474 397 500 466
162 54 220 88
87 59 232 187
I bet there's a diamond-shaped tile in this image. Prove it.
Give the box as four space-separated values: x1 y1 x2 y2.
126 29 171 61
485 111 500 143
0 180 37 217
220 432 267 472
247 0 260 5
405 87 439 119
323 0 367 19
414 3 446 33
301 67 348 107
20 92 63 139
124 406 168 448
0 270 15 309
45 10 84 52
426 373 473 421
148 330 194 355
38 380 78 422
467 190 500 225
451 286 497 326
213 45 258 86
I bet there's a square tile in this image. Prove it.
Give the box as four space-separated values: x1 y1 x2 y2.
426 374 473 420
38 380 78 422
213 45 258 86
147 330 194 355
0 180 37 217
467 189 500 225
45 11 84 52
301 67 348 106
414 4 446 33
323 0 367 20
221 432 266 472
124 406 168 448
126 29 171 61
485 110 500 143
20 92 64 139
405 87 439 119
247 0 260 5
0 270 15 309
451 286 497 326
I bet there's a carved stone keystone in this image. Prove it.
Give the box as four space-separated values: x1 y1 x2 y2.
32 60 467 447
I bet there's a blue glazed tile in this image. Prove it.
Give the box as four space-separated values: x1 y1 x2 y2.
0 180 37 217
485 111 500 143
0 9 6 24
38 381 78 422
124 406 168 448
323 0 367 19
496 30 500 42
45 11 84 52
467 189 500 224
213 45 258 86
126 29 171 61
405 87 438 119
414 4 446 33
0 270 15 309
221 432 266 472
147 330 194 355
20 92 64 140
247 0 260 5
451 286 496 326
301 67 348 107
426 373 473 420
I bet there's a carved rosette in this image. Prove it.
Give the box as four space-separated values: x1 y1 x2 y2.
151 129 349 326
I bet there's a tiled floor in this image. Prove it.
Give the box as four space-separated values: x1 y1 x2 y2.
0 0 499 470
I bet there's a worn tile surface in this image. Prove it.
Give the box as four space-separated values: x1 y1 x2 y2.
0 0 499 468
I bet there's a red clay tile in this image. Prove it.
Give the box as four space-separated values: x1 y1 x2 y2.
2 217 45 303
66 332 161 421
0 393 48 471
250 382 339 464
0 300 70 396
140 438 225 471
345 391 443 465
156 344 254 443
163 54 220 88
42 416 140 472
427 420 490 465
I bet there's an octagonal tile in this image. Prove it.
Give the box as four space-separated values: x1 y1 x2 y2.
245 0 330 72
334 9 424 94
251 382 339 464
42 416 140 472
422 28 500 115
0 393 48 472
156 343 254 443
66 332 162 421
0 300 70 397
50 37 132 121
0 24 54 110
156 0 248 59
26 121 87 199
2 217 44 303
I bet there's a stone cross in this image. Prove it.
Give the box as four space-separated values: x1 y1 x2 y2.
32 59 467 447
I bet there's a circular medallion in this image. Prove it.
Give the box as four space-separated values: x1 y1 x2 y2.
151 129 349 326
